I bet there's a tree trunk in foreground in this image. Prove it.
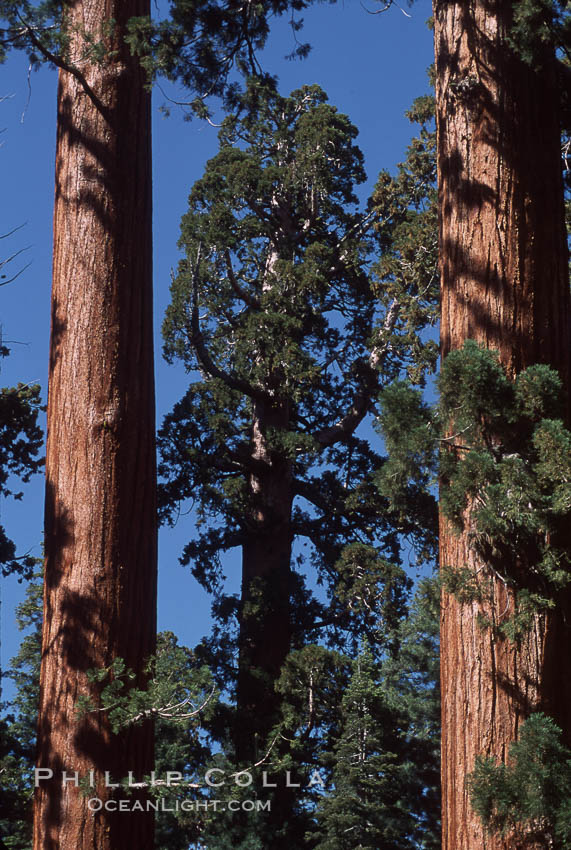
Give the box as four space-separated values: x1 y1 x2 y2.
34 2 156 848
236 398 292 763
434 0 571 847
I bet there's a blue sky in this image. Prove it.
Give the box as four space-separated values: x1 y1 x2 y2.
0 0 434 694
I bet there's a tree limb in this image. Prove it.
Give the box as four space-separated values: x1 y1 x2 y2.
187 244 272 404
16 14 104 112
313 297 400 448
224 249 260 308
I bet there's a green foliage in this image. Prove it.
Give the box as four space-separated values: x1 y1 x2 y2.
507 0 571 67
313 644 405 850
370 93 439 386
468 713 571 848
0 581 441 850
439 343 571 637
0 381 43 578
313 580 440 850
0 2 66 66
126 0 321 100
79 632 217 734
378 341 571 640
375 380 437 563
156 77 441 846
0 231 43 839
1 598 217 850
0 0 321 113
0 578 42 849
332 544 411 646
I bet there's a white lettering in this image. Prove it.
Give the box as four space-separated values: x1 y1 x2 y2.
285 771 300 788
104 772 119 788
262 771 276 788
308 770 325 788
34 768 53 787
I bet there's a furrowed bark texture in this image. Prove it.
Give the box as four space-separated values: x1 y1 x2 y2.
34 2 157 848
434 0 571 850
236 398 292 763
434 1 571 848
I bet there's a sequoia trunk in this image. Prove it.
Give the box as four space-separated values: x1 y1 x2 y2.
236 398 292 763
34 2 156 848
434 1 570 847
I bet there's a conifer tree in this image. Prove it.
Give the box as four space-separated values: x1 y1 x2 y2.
313 580 440 850
159 78 438 763
0 580 42 849
468 712 571 849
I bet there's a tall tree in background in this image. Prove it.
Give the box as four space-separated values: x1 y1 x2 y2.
433 0 571 846
160 79 438 763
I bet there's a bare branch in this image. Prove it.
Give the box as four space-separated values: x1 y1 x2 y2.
369 296 400 369
313 387 371 447
253 734 281 767
0 261 32 287
0 245 31 269
122 685 217 726
0 222 27 240
361 0 393 15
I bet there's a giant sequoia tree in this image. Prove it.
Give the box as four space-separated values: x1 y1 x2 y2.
159 79 438 763
433 0 571 846
33 2 156 848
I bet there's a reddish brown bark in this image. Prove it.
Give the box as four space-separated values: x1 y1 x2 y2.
434 1 571 847
33 2 157 848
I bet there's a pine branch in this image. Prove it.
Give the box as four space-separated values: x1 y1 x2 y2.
15 14 104 112
125 685 216 725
